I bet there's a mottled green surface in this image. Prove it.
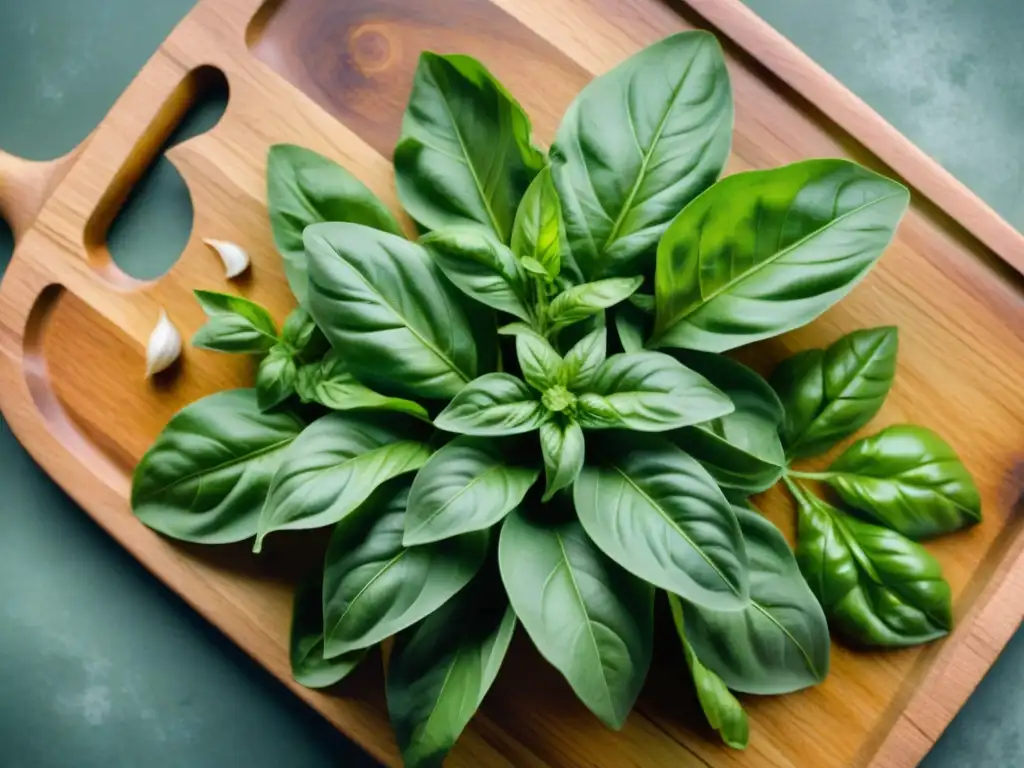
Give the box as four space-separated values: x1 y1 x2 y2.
0 1 1021 765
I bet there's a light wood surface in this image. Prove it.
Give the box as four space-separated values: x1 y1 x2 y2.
1 0 1022 766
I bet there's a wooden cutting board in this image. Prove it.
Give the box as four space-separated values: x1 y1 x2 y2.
2 0 1023 765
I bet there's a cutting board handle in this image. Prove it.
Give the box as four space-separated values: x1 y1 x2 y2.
0 145 83 244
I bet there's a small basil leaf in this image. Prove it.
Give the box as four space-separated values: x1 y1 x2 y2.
499 507 653 729
789 480 952 647
613 303 649 354
629 293 655 313
296 351 430 421
434 373 549 436
267 144 402 304
131 390 303 544
395 53 544 241
511 165 562 279
291 569 366 688
323 480 489 656
550 31 732 280
515 329 563 392
255 412 431 550
559 327 607 391
822 425 981 539
404 436 539 545
575 351 733 432
653 161 909 352
281 307 328 361
681 505 830 695
191 290 279 353
520 256 551 279
773 327 898 459
256 345 298 412
575 435 748 610
539 420 585 501
667 594 749 750
547 276 643 332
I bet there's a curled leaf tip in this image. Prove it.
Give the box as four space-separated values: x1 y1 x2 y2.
203 238 251 279
145 309 182 378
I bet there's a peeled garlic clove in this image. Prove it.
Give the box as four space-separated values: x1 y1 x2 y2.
146 309 182 378
203 238 250 279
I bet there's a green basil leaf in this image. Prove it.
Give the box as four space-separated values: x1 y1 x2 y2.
613 304 649 354
422 228 532 321
629 293 655 313
255 413 431 550
404 436 539 545
511 165 562 279
547 276 643 333
668 351 785 493
772 327 898 459
267 144 403 304
291 569 366 688
499 508 653 728
434 373 548 436
191 290 279 354
539 420 585 501
550 32 732 280
323 480 489 656
819 425 981 539
256 345 298 412
280 306 329 361
667 594 749 750
387 567 515 767
305 222 480 399
789 479 952 647
575 351 733 432
296 351 430 421
653 161 910 351
681 505 830 695
395 53 544 241
559 327 607 391
574 436 749 610
131 390 303 544
515 329 563 392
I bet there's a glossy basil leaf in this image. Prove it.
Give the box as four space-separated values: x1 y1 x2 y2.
191 290 279 354
305 222 480 399
132 390 303 543
575 435 748 609
255 412 431 550
681 505 830 695
540 420 585 501
653 161 910 351
435 373 548 436
789 479 952 647
267 144 403 304
547 276 643 333
281 306 328 361
550 32 732 280
323 480 490 656
511 166 562 279
404 436 539 545
387 567 515 768
559 327 606 391
667 594 749 750
575 351 733 432
256 345 298 412
515 329 563 392
613 304 649 354
821 425 982 539
772 327 898 459
296 351 430 421
668 351 786 493
499 508 653 728
395 53 544 241
423 228 532 321
291 569 366 688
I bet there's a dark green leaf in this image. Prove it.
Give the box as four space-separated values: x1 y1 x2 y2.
613 304 649 354
540 420 585 501
191 290 278 354
515 329 563 392
434 373 548 436
256 345 298 412
296 351 429 421
291 569 366 688
559 327 606 391
511 166 562 279
547 276 643 332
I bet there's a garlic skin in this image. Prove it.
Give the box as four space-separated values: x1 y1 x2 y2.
203 238 250 279
146 309 182 378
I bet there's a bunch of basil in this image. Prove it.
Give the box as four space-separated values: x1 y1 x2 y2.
131 31 980 762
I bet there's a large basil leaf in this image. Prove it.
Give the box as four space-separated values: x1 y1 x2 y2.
814 425 981 539
789 479 952 647
669 351 785 493
681 505 830 695
540 420 585 501
575 436 748 610
295 350 429 421
323 480 489 656
511 166 562 279
772 327 898 459
267 144 402 304
550 32 732 280
305 223 480 399
256 344 298 412
434 373 549 436
404 436 539 545
653 161 910 351
394 53 544 241
515 330 563 392
255 413 431 550
559 327 606 391
131 390 303 544
191 290 278 354
667 594 749 750
387 567 515 767
547 276 643 333
290 569 366 688
575 351 733 432
499 508 653 728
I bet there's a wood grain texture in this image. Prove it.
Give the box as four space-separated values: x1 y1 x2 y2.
0 0 1022 766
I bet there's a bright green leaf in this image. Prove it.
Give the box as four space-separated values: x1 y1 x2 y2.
256 345 298 412
434 373 548 436
515 329 563 392
559 327 606 391
539 420 585 501
547 276 643 332
191 290 279 354
296 351 430 421
511 166 562 279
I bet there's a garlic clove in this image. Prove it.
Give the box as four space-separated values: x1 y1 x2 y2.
146 309 182 378
203 238 250 279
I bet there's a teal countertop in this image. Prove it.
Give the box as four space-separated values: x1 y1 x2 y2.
1 1 1021 765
